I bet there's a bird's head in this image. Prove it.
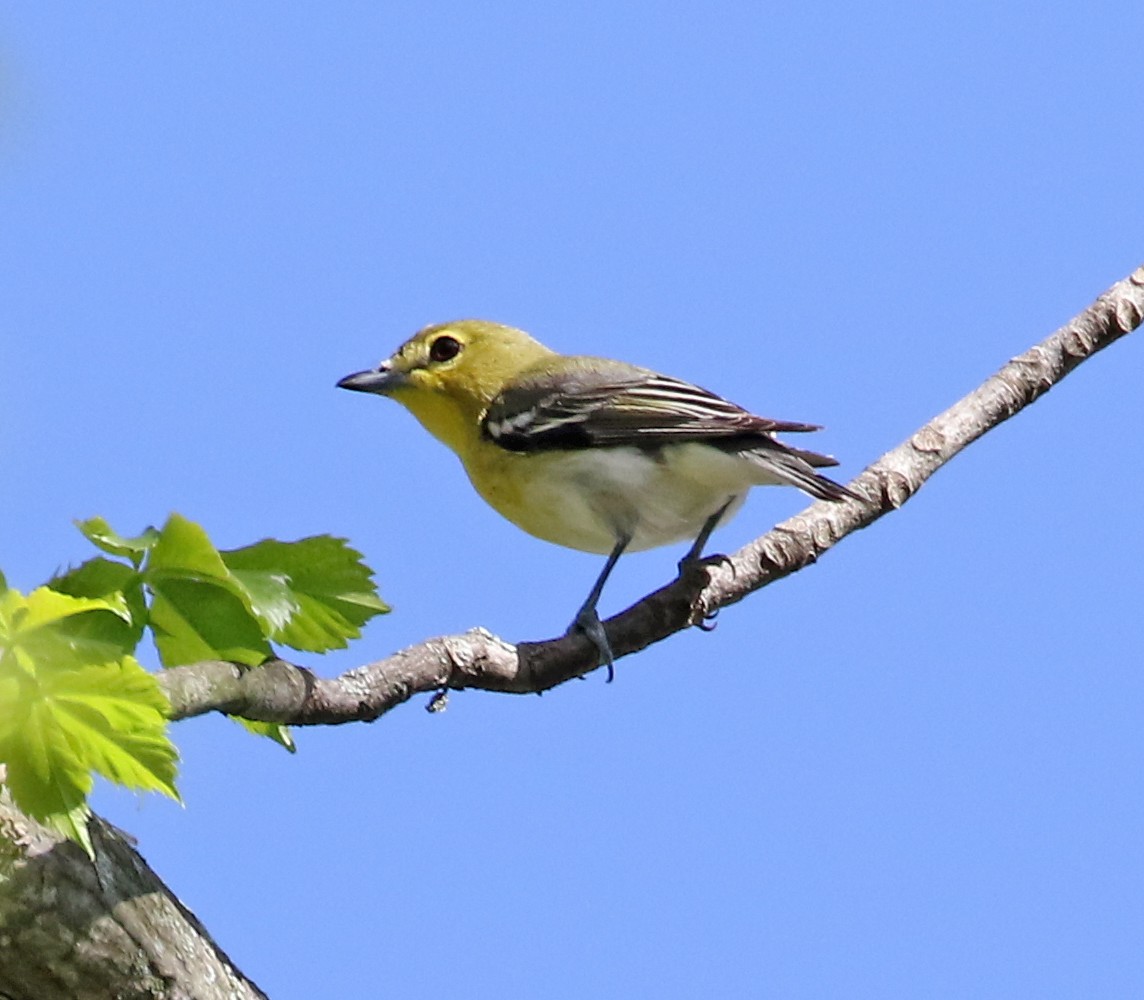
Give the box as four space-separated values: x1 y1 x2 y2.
337 320 555 455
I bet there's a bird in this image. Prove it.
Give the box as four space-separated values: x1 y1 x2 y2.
338 320 857 679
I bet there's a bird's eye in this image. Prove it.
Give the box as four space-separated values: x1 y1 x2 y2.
429 335 462 363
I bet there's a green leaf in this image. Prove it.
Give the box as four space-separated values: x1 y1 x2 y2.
50 557 136 602
7 586 130 632
0 675 19 740
145 513 234 580
0 586 137 676
232 716 296 752
0 581 178 857
144 514 271 667
148 578 271 668
48 658 179 797
76 517 159 568
0 656 179 826
223 536 389 653
0 689 93 814
45 803 95 859
49 557 147 648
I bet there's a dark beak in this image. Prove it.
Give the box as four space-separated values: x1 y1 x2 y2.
336 365 405 394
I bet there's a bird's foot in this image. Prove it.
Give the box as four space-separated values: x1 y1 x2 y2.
569 605 616 683
677 551 732 582
677 554 729 633
695 608 720 632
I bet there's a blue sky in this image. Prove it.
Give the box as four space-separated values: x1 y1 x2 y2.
3 4 1143 997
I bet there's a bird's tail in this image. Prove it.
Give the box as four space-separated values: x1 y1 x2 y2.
735 440 861 502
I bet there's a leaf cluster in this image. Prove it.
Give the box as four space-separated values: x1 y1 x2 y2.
0 514 387 853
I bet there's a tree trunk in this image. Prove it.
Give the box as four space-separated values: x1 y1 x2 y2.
0 783 264 1000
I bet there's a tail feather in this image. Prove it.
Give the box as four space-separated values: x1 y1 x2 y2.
785 444 840 469
734 441 861 502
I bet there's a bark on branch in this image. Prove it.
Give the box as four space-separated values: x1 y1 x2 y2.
0 776 267 1000
158 264 1144 726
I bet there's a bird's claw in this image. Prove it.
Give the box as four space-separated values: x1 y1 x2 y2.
695 608 720 632
678 551 733 577
570 606 616 682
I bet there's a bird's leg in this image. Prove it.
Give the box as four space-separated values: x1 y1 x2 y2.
678 498 736 631
678 497 736 572
568 535 630 682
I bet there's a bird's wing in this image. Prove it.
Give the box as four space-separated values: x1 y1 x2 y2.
482 357 824 452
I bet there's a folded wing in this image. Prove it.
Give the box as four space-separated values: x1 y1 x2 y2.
483 358 825 451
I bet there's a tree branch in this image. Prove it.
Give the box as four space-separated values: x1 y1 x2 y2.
159 265 1144 726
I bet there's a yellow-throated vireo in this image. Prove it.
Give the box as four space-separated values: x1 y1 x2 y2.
338 320 858 678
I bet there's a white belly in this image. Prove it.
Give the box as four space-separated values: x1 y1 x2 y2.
500 443 756 554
